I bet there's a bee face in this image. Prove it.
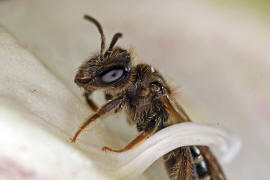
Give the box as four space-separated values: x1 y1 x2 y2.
74 47 132 89
74 15 133 91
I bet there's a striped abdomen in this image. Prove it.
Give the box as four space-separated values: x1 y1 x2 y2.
163 146 226 180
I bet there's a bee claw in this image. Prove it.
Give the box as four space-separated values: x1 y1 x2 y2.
102 146 111 151
102 146 121 152
70 137 75 143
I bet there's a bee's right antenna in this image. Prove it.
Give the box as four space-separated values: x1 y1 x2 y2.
107 32 123 53
84 14 106 56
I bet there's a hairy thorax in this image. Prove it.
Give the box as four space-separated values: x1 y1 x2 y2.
125 64 169 132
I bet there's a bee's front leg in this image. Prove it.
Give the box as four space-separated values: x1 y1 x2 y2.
102 131 150 153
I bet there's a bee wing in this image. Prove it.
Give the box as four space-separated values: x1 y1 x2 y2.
162 95 227 180
162 95 192 123
199 146 227 180
164 147 195 180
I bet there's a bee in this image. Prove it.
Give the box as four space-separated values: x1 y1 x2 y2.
71 15 227 180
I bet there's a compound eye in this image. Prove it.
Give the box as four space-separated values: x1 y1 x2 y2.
101 68 124 83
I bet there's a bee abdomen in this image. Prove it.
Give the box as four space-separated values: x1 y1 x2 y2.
190 146 211 180
164 146 211 180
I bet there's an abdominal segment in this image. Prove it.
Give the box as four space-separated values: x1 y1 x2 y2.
163 146 212 180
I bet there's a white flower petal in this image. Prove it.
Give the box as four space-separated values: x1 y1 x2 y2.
0 104 111 180
0 26 116 180
83 123 241 179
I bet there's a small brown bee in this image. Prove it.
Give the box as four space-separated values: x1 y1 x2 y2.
72 15 226 180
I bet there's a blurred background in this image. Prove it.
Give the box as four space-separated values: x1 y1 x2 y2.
0 0 270 179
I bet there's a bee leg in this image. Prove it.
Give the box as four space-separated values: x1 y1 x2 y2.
102 112 164 153
162 95 191 123
84 91 98 111
71 97 123 143
102 131 150 153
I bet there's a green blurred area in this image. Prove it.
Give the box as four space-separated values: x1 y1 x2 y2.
211 0 270 14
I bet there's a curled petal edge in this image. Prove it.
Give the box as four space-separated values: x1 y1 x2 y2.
86 122 241 179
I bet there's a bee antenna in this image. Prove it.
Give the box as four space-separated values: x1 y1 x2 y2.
107 32 123 53
84 14 106 56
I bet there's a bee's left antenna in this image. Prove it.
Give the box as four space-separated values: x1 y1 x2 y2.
84 14 106 56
